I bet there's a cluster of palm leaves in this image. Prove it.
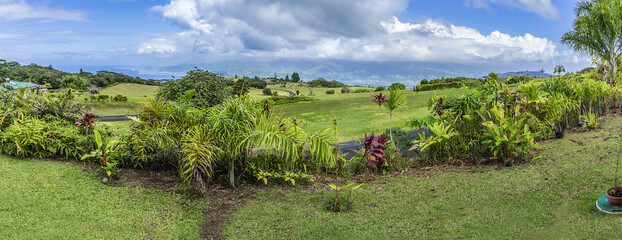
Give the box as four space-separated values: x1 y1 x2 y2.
127 93 341 190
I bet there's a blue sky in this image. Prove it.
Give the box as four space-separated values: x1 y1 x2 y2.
0 0 589 82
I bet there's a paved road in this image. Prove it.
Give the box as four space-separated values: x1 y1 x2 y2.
271 88 296 97
336 128 428 160
98 115 137 122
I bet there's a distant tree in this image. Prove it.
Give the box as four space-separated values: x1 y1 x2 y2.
285 75 289 82
61 74 88 90
374 86 385 92
539 69 545 73
156 68 231 109
554 65 566 77
562 0 622 85
234 74 238 79
388 82 406 90
291 72 300 82
263 88 272 95
295 90 300 96
420 79 429 85
232 77 250 97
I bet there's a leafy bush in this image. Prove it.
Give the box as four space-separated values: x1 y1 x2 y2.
156 68 231 109
388 82 406 90
354 88 370 93
374 86 385 91
341 86 351 93
112 95 128 102
262 88 272 95
326 90 335 94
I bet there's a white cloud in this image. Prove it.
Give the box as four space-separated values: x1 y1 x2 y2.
137 37 179 55
463 0 561 20
0 0 87 22
138 0 577 67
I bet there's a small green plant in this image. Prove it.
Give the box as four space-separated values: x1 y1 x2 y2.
326 89 335 94
580 113 598 129
327 183 364 212
81 130 121 179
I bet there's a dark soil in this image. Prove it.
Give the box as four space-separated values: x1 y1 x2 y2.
612 190 622 197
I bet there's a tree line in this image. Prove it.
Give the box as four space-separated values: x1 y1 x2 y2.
0 59 163 90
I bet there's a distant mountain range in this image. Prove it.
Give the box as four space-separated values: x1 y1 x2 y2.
59 60 566 87
492 71 554 79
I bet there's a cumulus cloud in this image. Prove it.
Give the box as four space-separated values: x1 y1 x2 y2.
463 0 561 20
0 0 87 22
139 0 564 65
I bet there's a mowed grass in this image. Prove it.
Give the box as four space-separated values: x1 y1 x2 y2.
224 114 622 239
83 83 159 116
249 84 376 101
274 89 459 141
0 156 204 239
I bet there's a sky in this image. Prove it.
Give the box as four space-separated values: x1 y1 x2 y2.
0 0 589 84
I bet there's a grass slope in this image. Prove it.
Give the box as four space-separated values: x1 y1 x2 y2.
84 83 159 116
0 156 203 239
274 89 458 141
224 114 622 239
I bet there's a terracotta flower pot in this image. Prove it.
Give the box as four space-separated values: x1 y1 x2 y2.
606 186 622 205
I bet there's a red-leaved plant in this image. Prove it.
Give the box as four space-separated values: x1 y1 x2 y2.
75 112 96 149
370 93 388 133
362 132 389 169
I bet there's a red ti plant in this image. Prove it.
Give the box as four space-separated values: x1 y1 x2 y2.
362 133 389 169
370 93 388 134
75 112 96 148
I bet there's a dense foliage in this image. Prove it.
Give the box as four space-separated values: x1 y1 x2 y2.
156 68 232 109
410 73 619 164
308 78 346 88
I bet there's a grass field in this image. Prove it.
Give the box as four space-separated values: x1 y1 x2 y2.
0 156 204 239
248 84 376 101
83 83 159 116
274 88 458 141
224 114 622 239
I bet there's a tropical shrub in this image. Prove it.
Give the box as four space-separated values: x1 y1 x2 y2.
157 68 231 109
326 90 335 94
388 82 406 90
374 86 385 91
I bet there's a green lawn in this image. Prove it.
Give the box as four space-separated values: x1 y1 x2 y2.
0 156 204 239
249 84 376 101
274 89 459 141
83 83 159 116
224 114 622 239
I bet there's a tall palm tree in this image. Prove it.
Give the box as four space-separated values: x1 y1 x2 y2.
561 0 622 85
384 89 406 148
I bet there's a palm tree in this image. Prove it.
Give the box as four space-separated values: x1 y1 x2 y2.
554 65 566 78
383 89 406 148
561 0 622 85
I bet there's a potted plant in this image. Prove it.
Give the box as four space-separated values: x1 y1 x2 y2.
606 143 622 204
554 123 565 139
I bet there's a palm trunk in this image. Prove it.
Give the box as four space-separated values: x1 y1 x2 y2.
378 106 381 134
389 112 395 148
